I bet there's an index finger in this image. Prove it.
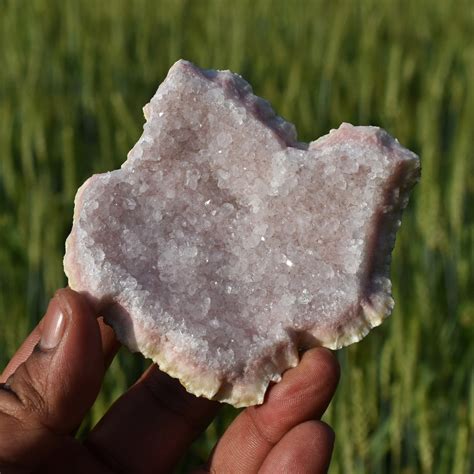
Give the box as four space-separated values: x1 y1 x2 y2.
206 347 340 473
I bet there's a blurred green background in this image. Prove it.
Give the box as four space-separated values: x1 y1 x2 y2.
1 0 473 472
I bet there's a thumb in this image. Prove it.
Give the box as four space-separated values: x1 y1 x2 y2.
0 288 105 469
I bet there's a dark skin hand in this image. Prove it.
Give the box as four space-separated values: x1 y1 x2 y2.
0 288 340 473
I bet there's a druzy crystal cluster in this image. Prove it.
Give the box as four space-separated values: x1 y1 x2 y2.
64 60 420 407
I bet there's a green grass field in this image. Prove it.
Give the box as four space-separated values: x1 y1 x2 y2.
1 0 473 472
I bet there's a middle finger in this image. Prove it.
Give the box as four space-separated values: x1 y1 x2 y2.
85 364 219 474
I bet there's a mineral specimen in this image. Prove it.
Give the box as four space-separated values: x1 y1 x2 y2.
64 60 420 407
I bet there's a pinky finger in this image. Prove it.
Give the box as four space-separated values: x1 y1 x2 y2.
259 420 335 474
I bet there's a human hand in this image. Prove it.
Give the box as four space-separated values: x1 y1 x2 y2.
0 288 339 473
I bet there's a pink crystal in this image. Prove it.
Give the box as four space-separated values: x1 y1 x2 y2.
64 60 420 407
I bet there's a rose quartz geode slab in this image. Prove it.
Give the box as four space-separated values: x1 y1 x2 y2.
64 60 420 407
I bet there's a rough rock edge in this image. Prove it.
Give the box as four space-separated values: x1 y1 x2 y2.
64 60 421 407
319 150 421 351
129 321 300 407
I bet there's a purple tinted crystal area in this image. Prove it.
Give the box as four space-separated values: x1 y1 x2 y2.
64 60 420 406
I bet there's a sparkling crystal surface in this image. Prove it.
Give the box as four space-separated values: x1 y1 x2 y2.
64 60 420 406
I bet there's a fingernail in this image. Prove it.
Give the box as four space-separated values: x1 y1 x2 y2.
40 296 67 350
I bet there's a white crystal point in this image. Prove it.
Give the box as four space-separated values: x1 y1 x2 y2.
64 59 420 407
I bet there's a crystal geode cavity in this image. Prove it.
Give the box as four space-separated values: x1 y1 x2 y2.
64 60 420 407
